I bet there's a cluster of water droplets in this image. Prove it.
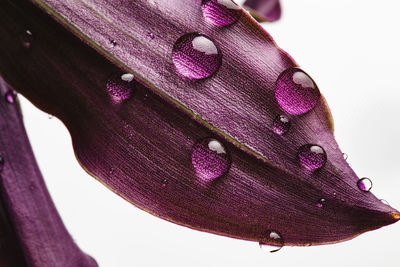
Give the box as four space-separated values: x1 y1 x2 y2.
51 0 382 252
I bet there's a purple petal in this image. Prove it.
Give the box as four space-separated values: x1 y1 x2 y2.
0 76 97 266
0 0 398 248
243 0 282 22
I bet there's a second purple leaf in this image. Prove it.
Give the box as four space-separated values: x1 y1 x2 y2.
243 0 282 22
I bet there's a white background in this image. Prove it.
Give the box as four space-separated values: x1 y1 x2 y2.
19 0 400 266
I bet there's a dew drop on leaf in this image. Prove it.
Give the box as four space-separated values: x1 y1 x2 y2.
273 115 291 135
109 40 117 48
201 0 242 27
191 138 231 181
316 198 326 208
297 144 327 171
161 179 168 188
275 68 320 115
172 33 222 80
357 177 373 192
259 230 284 253
146 32 155 41
106 73 135 103
20 29 33 48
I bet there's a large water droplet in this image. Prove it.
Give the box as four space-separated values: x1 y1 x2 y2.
191 138 231 181
106 73 135 103
5 90 17 104
275 68 320 115
259 230 284 253
172 33 222 80
273 115 291 135
201 0 242 27
357 177 373 192
343 153 348 160
20 30 33 48
297 144 327 171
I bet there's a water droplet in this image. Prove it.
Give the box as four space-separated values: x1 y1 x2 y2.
273 115 291 135
147 32 155 41
191 138 231 181
357 177 372 192
275 68 320 115
106 74 135 103
316 198 326 208
161 179 168 188
297 144 327 171
201 0 242 27
48 114 54 119
172 33 222 80
20 30 33 48
109 40 118 48
5 90 17 104
343 153 348 160
0 157 4 172
259 230 284 253
108 168 115 175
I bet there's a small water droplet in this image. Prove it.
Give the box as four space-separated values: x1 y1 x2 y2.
201 0 242 27
0 157 4 172
191 138 231 181
109 40 118 48
275 68 320 115
316 198 326 208
259 230 284 253
273 115 291 135
106 74 135 103
161 179 168 188
343 153 348 160
147 32 155 41
108 168 115 175
297 144 327 171
357 177 372 192
5 90 17 104
20 30 33 48
172 33 222 80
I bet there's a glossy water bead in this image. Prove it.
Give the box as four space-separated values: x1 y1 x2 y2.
297 144 327 171
106 73 135 103
275 68 321 115
259 230 284 253
172 33 222 80
191 138 231 181
201 0 242 27
357 177 373 192
273 115 291 135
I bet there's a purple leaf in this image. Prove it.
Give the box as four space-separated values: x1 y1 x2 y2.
0 77 97 266
243 0 282 22
0 0 398 249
